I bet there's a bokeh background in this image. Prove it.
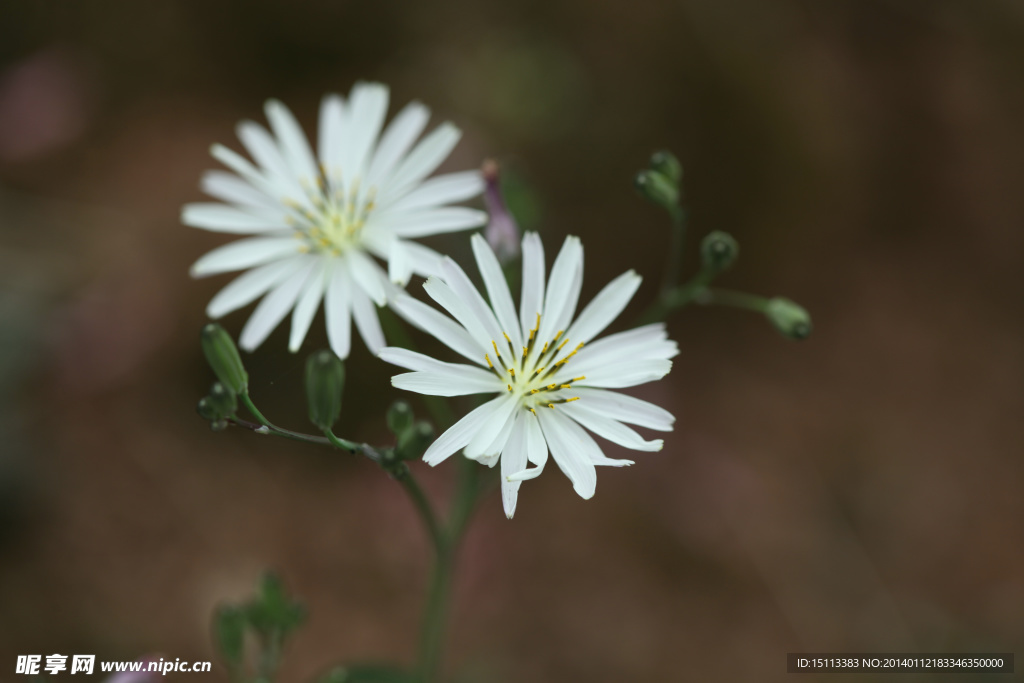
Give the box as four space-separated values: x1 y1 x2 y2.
2 0 1023 681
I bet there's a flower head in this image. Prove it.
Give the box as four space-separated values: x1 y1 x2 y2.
381 233 677 517
184 82 486 358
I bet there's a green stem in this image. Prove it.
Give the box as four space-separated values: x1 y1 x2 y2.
227 416 332 446
418 457 480 683
240 392 277 430
395 465 445 552
661 204 687 297
695 287 770 313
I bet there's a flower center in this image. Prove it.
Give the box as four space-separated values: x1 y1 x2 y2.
486 314 585 413
286 167 377 257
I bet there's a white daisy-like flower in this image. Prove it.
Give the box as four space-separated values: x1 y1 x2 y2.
380 232 678 517
183 82 487 358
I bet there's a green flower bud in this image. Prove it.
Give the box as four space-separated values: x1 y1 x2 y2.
700 231 739 272
201 324 248 394
196 397 218 421
207 381 238 417
386 400 413 436
305 350 345 431
649 150 682 187
634 170 679 210
765 297 812 340
396 420 435 461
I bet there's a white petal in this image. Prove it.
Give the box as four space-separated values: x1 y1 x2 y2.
373 207 487 238
385 171 484 213
519 232 546 339
265 99 319 182
463 394 519 457
288 257 329 352
566 270 642 345
500 412 529 518
342 82 389 180
324 262 353 359
317 94 346 178
391 370 498 396
388 294 484 365
211 144 281 199
423 277 492 354
422 397 508 466
365 101 430 188
536 235 582 345
471 233 522 347
239 259 316 351
190 237 299 277
182 203 286 234
236 120 300 195
536 407 597 499
200 170 279 211
345 249 387 306
400 240 446 278
569 387 675 432
566 324 678 376
559 400 663 451
382 122 461 202
525 411 548 467
556 410 634 468
574 359 673 388
206 256 308 319
439 257 506 348
387 237 414 287
379 347 489 375
350 287 386 355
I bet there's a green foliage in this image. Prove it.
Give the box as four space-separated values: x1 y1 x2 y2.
211 573 306 683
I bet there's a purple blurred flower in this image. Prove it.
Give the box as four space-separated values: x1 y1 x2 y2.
482 160 520 263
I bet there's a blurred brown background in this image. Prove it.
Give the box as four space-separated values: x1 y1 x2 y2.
2 0 1023 681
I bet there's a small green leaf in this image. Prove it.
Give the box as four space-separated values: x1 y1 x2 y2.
213 605 246 669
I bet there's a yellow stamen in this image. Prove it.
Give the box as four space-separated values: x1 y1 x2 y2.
546 384 556 390
508 368 515 376
565 397 580 402
503 332 512 343
560 384 572 389
547 403 555 409
556 337 570 352
507 384 512 392
485 354 493 368
529 407 536 415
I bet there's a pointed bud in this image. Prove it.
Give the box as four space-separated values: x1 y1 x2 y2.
396 420 435 461
482 160 521 263
201 324 248 394
305 350 345 431
765 297 812 340
206 381 238 418
700 231 739 272
649 150 682 187
386 400 413 436
634 170 679 211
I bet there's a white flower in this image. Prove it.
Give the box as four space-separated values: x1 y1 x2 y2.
183 82 487 358
380 232 677 517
